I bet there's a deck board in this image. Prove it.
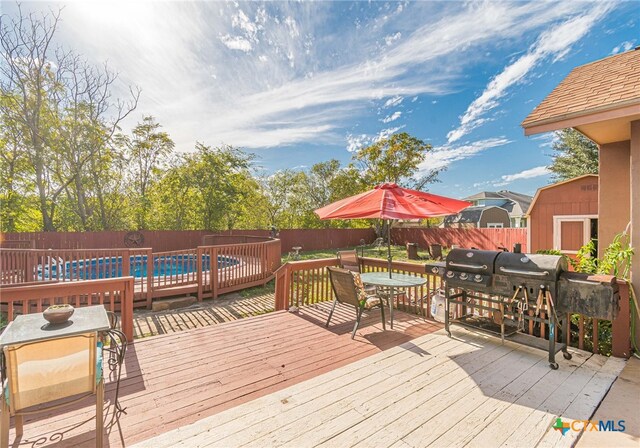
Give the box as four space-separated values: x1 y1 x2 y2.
132 327 625 448
8 302 440 447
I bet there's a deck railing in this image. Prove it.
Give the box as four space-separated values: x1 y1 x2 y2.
0 277 134 341
1 237 281 309
274 257 631 358
274 257 442 317
197 238 281 300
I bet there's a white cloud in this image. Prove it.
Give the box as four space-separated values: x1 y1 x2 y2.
530 132 558 148
284 16 300 38
219 34 253 52
38 1 617 150
346 134 369 152
346 124 405 152
384 32 401 46
499 165 550 183
420 137 511 171
383 96 404 108
375 126 405 142
611 40 635 54
381 111 402 123
447 2 614 144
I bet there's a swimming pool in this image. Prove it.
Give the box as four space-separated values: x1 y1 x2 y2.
37 254 239 280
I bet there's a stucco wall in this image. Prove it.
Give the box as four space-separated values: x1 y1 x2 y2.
599 141 631 257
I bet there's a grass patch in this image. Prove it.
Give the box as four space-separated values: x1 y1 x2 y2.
239 280 275 298
283 245 439 264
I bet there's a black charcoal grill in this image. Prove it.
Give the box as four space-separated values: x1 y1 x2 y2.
493 252 567 298
425 248 619 369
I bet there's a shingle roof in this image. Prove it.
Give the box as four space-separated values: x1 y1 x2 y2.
463 190 533 217
443 206 493 224
464 191 505 201
522 48 640 127
496 190 533 214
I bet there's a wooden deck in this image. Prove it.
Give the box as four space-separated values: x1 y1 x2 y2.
132 291 276 338
7 302 441 447
133 327 626 448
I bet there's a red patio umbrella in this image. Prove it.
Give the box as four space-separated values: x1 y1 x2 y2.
315 183 471 276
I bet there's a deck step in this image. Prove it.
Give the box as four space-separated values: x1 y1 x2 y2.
151 295 197 311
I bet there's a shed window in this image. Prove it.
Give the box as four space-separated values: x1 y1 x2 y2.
553 215 598 254
487 223 504 228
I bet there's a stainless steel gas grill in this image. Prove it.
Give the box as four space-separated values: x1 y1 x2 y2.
425 248 619 369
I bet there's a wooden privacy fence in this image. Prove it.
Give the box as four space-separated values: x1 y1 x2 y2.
392 228 528 252
274 257 631 358
1 228 376 252
1 238 281 309
0 277 135 341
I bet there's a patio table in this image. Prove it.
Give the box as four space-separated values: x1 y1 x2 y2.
360 272 427 329
0 305 111 348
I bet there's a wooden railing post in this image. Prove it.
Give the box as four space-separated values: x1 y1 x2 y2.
212 248 219 300
196 246 203 301
25 252 34 282
274 263 290 311
145 248 153 309
121 277 135 341
122 249 131 279
612 280 632 358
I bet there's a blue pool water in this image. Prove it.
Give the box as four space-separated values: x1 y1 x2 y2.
37 254 238 280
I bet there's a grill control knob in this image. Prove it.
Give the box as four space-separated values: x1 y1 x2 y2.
460 273 468 280
446 271 455 278
431 267 439 274
474 274 483 282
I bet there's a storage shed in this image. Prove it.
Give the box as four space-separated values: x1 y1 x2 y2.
443 205 511 229
526 174 599 254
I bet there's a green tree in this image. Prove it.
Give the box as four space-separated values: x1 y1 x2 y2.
119 116 174 229
353 132 439 188
0 5 139 231
187 143 255 230
548 129 598 181
259 170 306 229
351 132 441 236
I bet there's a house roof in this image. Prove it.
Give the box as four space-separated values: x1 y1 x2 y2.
522 48 640 129
463 190 533 218
444 206 484 224
525 174 598 216
464 191 505 201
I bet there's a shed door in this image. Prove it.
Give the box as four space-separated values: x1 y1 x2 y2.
553 215 597 254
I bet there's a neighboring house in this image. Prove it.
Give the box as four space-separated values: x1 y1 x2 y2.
462 190 533 228
526 175 599 254
442 206 510 229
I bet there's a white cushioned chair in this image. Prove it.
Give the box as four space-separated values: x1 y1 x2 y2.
1 333 104 448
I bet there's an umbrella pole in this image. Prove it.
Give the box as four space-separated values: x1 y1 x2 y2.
387 219 392 278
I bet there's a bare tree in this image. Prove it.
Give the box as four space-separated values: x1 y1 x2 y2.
0 4 139 230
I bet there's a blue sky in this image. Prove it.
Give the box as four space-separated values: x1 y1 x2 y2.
8 1 638 198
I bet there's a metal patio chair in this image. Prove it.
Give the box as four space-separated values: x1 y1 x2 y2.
104 311 128 415
429 244 443 260
326 267 388 339
336 250 361 273
336 250 377 294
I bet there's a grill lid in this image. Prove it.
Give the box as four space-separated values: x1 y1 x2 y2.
446 249 500 276
494 252 567 281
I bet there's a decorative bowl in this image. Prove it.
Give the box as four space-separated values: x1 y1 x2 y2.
43 304 75 324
